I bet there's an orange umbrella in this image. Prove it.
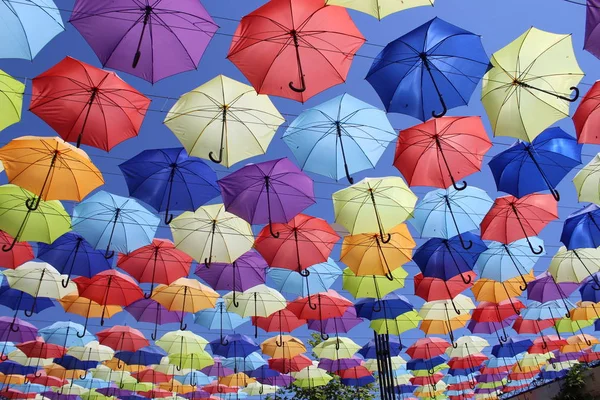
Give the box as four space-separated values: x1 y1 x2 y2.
59 293 122 333
219 372 256 387
420 314 470 335
472 272 535 302
261 335 306 359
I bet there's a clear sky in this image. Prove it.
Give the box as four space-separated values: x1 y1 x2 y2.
1 0 598 362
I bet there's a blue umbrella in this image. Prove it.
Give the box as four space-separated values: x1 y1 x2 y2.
114 345 166 366
411 186 493 249
194 299 249 344
209 334 259 358
561 204 600 250
407 356 447 371
0 341 15 360
0 360 37 375
488 127 581 200
39 322 94 348
342 375 376 387
71 377 113 390
37 233 112 287
0 279 54 319
358 337 403 358
484 357 518 368
355 293 414 320
266 258 341 297
248 365 281 382
0 0 64 60
10 383 45 394
366 17 489 121
521 300 574 321
580 273 600 302
119 147 219 224
282 93 396 183
413 232 487 284
54 355 98 371
175 370 213 387
222 352 267 372
72 191 160 259
444 374 478 385
448 367 479 376
395 384 419 394
475 237 544 289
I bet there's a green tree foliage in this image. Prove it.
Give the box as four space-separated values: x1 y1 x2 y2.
266 333 377 400
553 364 600 400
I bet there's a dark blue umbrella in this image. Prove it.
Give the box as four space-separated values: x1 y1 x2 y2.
407 356 446 371
413 232 487 284
540 370 567 380
115 345 166 366
561 204 600 250
366 17 489 121
488 127 582 200
119 147 219 224
447 367 479 376
358 337 403 359
579 272 600 302
0 280 54 319
0 360 37 375
491 337 533 358
96 388 135 398
209 334 259 358
395 384 419 394
354 293 414 320
595 319 600 331
54 355 98 371
248 365 281 382
37 232 111 287
342 375 376 387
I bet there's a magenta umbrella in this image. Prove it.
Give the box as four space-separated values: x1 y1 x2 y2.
125 298 183 341
217 158 315 238
70 0 218 83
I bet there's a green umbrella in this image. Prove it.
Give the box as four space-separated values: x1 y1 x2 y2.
293 366 333 388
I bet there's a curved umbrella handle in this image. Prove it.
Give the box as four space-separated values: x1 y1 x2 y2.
567 86 580 102
180 319 187 331
320 332 329 341
459 272 472 285
451 298 461 316
2 236 18 252
164 213 174 225
220 336 229 346
307 294 317 311
61 276 71 289
452 180 467 191
104 250 114 260
117 357 123 370
208 149 223 164
372 299 382 313
25 196 41 211
151 331 157 341
9 320 19 333
381 233 392 244
289 77 306 93
275 334 283 348
432 99 448 118
269 222 280 239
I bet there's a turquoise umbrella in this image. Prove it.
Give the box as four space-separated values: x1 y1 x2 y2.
222 351 267 372
194 299 249 343
72 191 159 259
282 93 396 183
175 370 214 387
39 321 95 348
267 258 342 297
0 0 64 60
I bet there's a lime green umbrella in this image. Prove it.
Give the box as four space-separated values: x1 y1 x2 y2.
0 70 24 132
370 310 422 335
0 184 71 250
156 330 208 355
53 385 87 396
573 154 600 204
325 0 433 19
168 351 214 370
293 366 333 388
164 75 284 167
549 246 600 283
119 381 154 392
80 389 112 400
482 27 584 142
313 337 361 360
412 363 449 377
554 317 594 333
342 267 407 298
332 177 417 240
478 380 507 390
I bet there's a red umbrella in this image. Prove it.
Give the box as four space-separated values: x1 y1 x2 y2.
406 337 450 359
447 354 488 370
255 214 339 275
0 231 34 269
338 365 372 380
573 81 600 144
228 0 365 103
76 270 144 325
132 369 173 384
394 116 492 190
117 239 192 298
0 389 35 399
509 370 539 381
410 373 444 386
414 272 475 301
29 56 150 151
268 354 312 374
287 290 352 340
16 338 66 359
480 193 558 254
25 373 67 387
529 335 567 353
448 382 476 391
472 300 525 322
202 382 239 394
97 325 149 352
140 389 174 398
512 317 557 334
252 308 306 334
480 365 512 375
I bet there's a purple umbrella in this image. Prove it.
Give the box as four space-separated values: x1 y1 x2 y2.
70 0 218 83
43 393 82 400
201 357 234 377
476 373 508 383
96 387 135 397
217 158 315 238
586 0 600 60
0 316 37 349
263 374 294 387
195 249 267 306
182 390 212 399
551 351 584 363
125 298 183 341
318 357 362 372
527 272 579 318
307 306 362 336
467 315 517 344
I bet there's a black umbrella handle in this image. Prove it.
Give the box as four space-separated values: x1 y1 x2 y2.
76 88 98 148
209 106 227 164
369 190 391 244
525 147 560 201
289 31 306 93
518 81 579 102
435 137 466 191
444 196 472 250
510 204 543 254
336 123 354 184
180 286 188 331
204 220 217 267
144 248 160 299
3 208 32 252
573 249 600 290
421 54 448 118
132 6 152 68
104 209 121 259
163 166 177 225
443 240 472 285
375 236 395 281
265 177 280 238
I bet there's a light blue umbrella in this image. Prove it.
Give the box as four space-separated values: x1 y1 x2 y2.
71 377 112 390
521 300 575 321
0 0 64 60
282 93 396 183
222 351 267 372
0 341 16 359
9 383 45 394
218 392 247 400
443 373 478 385
175 370 214 387
72 191 159 258
484 357 518 369
194 299 249 341
475 237 545 285
411 186 493 249
39 321 95 347
266 258 341 297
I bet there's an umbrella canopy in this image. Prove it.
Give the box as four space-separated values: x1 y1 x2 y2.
366 17 488 120
561 204 600 250
70 0 218 83
476 237 544 285
414 272 474 302
39 322 94 348
156 330 208 356
343 267 407 299
549 246 600 285
573 153 600 204
0 70 24 132
127 298 183 341
224 285 287 337
228 0 365 102
0 231 34 270
67 341 114 362
97 326 148 352
283 93 396 183
325 0 433 19
293 366 333 388
527 272 579 303
0 0 64 60
574 81 600 144
267 258 341 297
482 27 584 141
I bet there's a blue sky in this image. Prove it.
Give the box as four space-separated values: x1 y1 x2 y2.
1 0 599 361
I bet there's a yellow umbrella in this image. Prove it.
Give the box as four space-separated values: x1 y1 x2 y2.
518 353 552 368
340 223 416 279
364 356 406 372
549 246 600 283
219 372 256 387
0 136 103 208
342 266 407 299
66 341 114 362
0 70 24 132
325 0 433 19
418 295 476 319
0 373 25 385
164 75 284 168
370 310 422 335
471 273 534 302
261 335 306 359
313 337 361 360
103 357 141 373
293 366 332 388
168 351 214 371
573 154 600 204
481 27 584 142
156 330 208 355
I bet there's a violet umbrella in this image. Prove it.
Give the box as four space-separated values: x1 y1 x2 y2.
70 0 218 83
318 356 362 373
195 249 268 307
125 298 183 341
527 272 579 319
0 317 37 360
307 307 363 340
217 158 315 239
201 357 234 377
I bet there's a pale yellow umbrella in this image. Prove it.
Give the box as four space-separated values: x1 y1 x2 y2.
224 285 287 333
482 27 584 142
325 0 433 19
67 341 114 362
164 75 284 167
549 246 600 283
313 337 361 360
156 330 209 355
573 154 600 204
364 356 406 372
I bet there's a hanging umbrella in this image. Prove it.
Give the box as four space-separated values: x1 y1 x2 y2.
39 322 94 348
561 204 600 251
481 193 558 254
195 299 249 344
221 352 267 373
573 153 600 204
283 93 396 183
366 18 488 120
313 337 361 360
30 57 150 151
482 27 583 141
395 116 491 191
288 290 352 340
549 246 600 289
267 258 341 297
414 272 474 302
37 233 111 288
268 354 311 374
574 81 600 144
97 326 148 354
489 127 581 200
261 336 306 360
407 338 450 360
67 341 114 362
116 345 167 367
252 308 305 339
343 267 407 299
119 148 219 224
156 330 208 359
0 0 64 60
0 70 24 132
293 366 333 388
0 231 33 270
472 274 533 305
0 184 71 251
170 203 253 266
228 0 365 102
580 273 600 302
118 239 193 298
70 0 217 83
307 307 363 335
165 75 284 167
73 191 159 258
411 186 492 249
0 279 54 323
59 293 122 332
527 272 579 304
370 310 422 335
325 0 433 19
125 298 183 341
